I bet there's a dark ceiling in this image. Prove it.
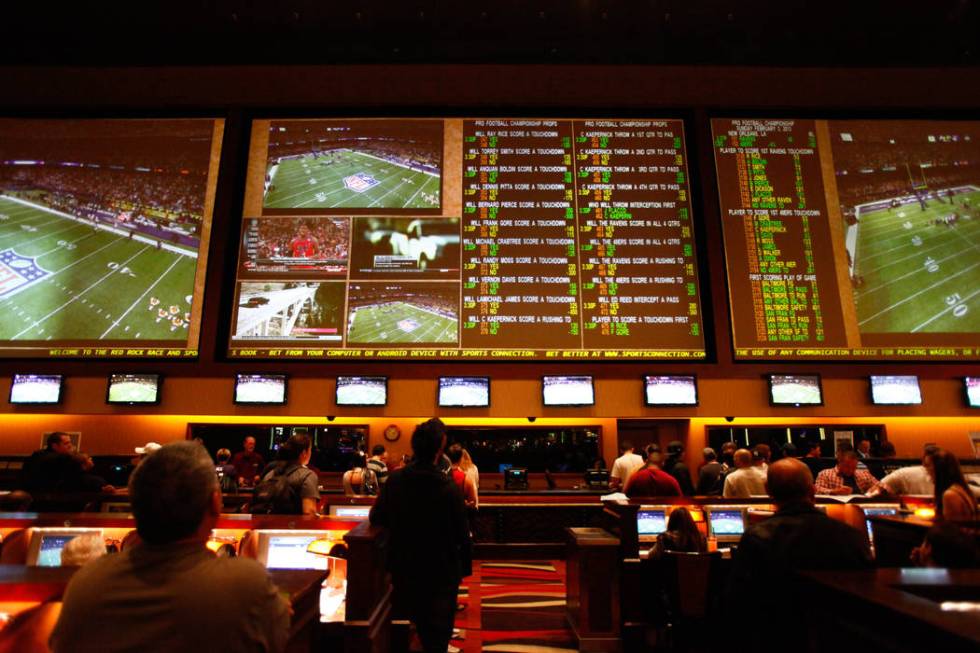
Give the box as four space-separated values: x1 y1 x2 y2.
3 1 979 67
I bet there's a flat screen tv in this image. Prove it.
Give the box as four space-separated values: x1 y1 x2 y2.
106 373 161 405
542 375 594 407
869 375 922 405
234 373 287 405
644 375 698 406
335 376 387 407
768 374 823 406
964 377 980 408
438 376 490 407
10 374 63 404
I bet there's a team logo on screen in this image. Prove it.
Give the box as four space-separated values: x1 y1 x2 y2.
343 172 381 193
0 250 49 298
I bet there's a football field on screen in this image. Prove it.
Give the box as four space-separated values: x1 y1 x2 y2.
263 150 441 210
0 197 199 342
347 302 457 345
852 189 980 334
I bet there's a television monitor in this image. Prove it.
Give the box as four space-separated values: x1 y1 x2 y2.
861 505 899 548
234 374 287 405
965 377 980 408
637 507 669 541
9 374 63 404
542 375 594 407
768 374 823 406
0 118 224 359
106 373 161 405
254 530 335 570
26 528 103 566
584 469 610 489
707 508 746 540
230 117 708 362
335 376 387 407
870 375 922 405
327 505 371 521
504 467 529 490
644 375 698 406
438 376 490 408
712 117 980 362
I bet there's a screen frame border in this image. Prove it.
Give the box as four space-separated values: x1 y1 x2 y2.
437 375 491 408
706 507 748 539
25 527 104 566
541 375 595 407
334 375 389 407
766 373 825 407
9 373 65 405
233 373 289 405
105 373 163 406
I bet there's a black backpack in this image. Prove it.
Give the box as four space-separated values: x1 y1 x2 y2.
250 463 302 514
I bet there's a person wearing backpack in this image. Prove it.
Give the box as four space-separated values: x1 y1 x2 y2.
251 434 320 516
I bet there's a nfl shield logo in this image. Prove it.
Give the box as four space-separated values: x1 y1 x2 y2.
0 250 50 297
343 172 380 193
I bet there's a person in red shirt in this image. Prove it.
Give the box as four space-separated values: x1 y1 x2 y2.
290 224 319 258
625 446 682 497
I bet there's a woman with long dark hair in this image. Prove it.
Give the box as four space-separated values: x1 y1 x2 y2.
926 449 977 522
650 506 707 558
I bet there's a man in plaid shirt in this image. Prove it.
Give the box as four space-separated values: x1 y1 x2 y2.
815 449 877 495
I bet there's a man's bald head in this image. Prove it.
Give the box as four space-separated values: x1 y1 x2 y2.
766 458 815 505
734 449 753 468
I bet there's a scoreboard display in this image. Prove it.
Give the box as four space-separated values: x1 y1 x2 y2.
713 118 980 360
229 118 706 360
0 119 223 358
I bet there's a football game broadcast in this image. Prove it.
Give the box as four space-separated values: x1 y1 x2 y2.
231 116 706 359
0 118 223 358
257 119 442 213
713 118 980 360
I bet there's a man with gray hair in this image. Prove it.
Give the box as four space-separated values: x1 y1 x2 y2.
51 442 289 653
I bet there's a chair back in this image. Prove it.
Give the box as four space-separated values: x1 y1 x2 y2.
0 528 31 564
663 550 722 618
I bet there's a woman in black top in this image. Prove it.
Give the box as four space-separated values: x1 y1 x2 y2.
650 507 707 558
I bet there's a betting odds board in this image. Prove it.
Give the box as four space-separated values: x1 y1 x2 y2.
713 118 980 360
229 118 706 360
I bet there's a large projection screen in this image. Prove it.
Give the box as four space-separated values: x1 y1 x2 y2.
713 118 980 361
228 117 706 360
0 118 223 358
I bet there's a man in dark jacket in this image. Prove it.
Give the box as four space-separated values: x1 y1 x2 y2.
664 440 695 495
726 458 872 652
370 418 471 653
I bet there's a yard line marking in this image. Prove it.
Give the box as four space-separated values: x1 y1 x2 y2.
12 246 150 339
367 177 413 208
100 255 184 339
858 261 980 326
855 247 973 298
12 222 99 255
910 286 980 332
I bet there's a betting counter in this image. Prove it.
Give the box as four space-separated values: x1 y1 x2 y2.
0 511 371 650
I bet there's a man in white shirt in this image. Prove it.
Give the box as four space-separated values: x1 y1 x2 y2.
723 449 768 498
610 441 645 491
868 445 938 497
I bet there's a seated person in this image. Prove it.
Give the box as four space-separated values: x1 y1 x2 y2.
253 434 320 516
51 442 289 652
696 447 724 496
649 507 707 558
726 458 871 652
914 522 978 568
21 433 113 494
814 449 877 495
926 448 978 522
